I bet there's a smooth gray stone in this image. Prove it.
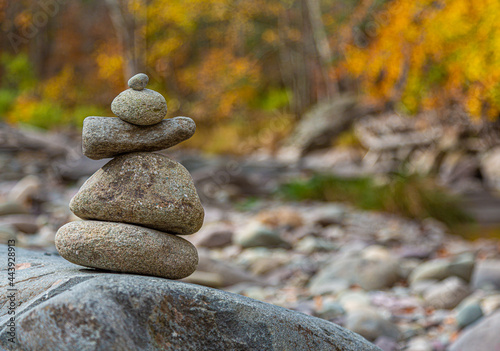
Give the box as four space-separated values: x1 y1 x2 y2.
345 309 400 342
55 220 198 279
423 276 470 309
449 311 500 351
309 256 400 293
456 302 483 329
111 88 167 125
471 260 500 290
82 116 196 160
128 73 148 90
70 152 204 235
0 245 382 351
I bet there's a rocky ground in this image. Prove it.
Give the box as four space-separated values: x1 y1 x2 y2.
2 170 500 350
1 121 500 350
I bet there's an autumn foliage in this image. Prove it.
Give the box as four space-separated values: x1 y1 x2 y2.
342 0 500 120
0 0 498 137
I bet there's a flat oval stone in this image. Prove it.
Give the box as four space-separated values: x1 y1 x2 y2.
82 116 196 160
111 89 167 126
55 220 198 279
128 73 149 90
70 152 204 235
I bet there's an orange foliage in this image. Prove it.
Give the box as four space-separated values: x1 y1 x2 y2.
341 0 500 120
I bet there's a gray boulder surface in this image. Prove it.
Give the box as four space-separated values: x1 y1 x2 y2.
0 245 381 351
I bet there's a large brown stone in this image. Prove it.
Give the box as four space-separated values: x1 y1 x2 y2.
82 116 196 160
55 220 198 279
70 152 204 234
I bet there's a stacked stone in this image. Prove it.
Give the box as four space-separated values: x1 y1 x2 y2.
55 73 204 279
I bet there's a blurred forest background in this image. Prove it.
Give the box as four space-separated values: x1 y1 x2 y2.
1 0 500 234
3 1 500 139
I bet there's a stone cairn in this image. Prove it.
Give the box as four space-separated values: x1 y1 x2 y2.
55 73 204 279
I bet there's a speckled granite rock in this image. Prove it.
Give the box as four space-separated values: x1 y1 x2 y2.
82 116 196 160
55 220 198 279
128 73 148 90
70 152 204 235
0 245 381 351
111 88 167 126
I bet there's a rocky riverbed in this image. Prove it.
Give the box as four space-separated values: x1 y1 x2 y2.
1 120 500 350
2 170 500 349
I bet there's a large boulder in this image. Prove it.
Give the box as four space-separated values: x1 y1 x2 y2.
0 245 381 351
279 95 367 161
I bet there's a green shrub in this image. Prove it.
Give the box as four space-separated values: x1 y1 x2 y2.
0 89 18 118
278 172 473 228
0 53 36 91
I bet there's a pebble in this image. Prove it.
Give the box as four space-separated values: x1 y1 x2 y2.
0 201 29 216
338 291 371 312
55 220 198 279
409 253 475 286
316 301 345 320
0 224 16 244
455 301 483 328
406 337 432 351
111 88 167 126
409 259 451 285
374 336 399 351
449 311 500 351
0 214 39 234
345 308 400 341
82 116 196 160
294 236 337 253
423 276 470 309
481 294 500 315
190 223 233 248
309 254 400 292
234 220 290 249
471 260 500 290
309 204 345 226
70 152 204 235
7 175 41 205
128 73 149 90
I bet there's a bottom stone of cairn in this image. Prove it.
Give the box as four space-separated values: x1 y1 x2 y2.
55 221 198 279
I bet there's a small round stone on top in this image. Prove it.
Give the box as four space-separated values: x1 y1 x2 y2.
111 74 168 125
128 73 149 90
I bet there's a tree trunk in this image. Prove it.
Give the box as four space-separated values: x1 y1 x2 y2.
104 0 145 82
304 0 338 98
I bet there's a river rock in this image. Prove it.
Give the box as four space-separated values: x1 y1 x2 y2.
481 146 500 191
235 220 290 249
471 260 500 290
82 116 196 160
309 255 400 292
345 309 400 341
191 223 234 248
55 220 198 279
128 73 149 90
423 277 470 309
449 311 500 351
0 245 382 351
455 301 483 328
111 88 167 126
409 253 475 285
70 152 204 235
